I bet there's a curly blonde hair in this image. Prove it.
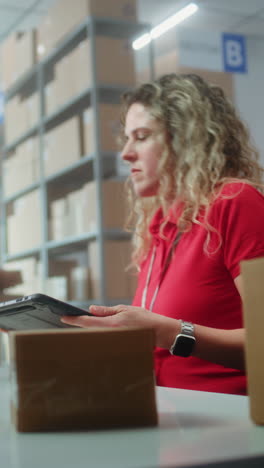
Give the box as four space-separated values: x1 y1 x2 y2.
120 73 263 267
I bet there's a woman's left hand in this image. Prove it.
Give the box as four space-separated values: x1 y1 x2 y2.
61 304 180 349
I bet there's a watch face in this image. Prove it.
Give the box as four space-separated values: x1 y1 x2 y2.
172 334 196 357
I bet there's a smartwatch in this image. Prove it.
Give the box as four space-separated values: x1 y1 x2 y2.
170 320 196 357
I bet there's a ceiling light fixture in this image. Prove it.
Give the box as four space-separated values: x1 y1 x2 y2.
133 2 199 50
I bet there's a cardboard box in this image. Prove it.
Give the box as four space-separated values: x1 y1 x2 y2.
3 258 42 297
44 116 82 176
88 239 137 299
9 327 157 432
96 36 135 86
43 35 134 118
69 266 90 301
49 196 73 241
1 30 36 90
49 179 126 240
71 36 135 89
37 0 137 59
101 179 127 229
44 79 58 116
3 137 39 198
92 0 137 21
70 40 92 95
45 277 68 301
48 258 79 300
16 30 36 81
44 47 88 117
82 103 121 155
7 190 42 254
54 54 76 107
1 34 16 90
5 92 39 145
62 179 126 237
4 258 41 284
84 179 127 231
5 96 28 144
24 91 39 129
0 269 22 290
241 257 264 425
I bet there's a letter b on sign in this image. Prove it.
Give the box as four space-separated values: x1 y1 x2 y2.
222 33 247 73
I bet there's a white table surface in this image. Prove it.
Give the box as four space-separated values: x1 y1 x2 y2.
1 365 264 468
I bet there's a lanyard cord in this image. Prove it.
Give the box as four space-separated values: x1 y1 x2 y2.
141 232 182 311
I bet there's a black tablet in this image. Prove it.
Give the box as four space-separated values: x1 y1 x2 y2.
0 293 92 330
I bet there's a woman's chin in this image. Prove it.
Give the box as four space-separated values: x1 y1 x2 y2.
133 183 159 198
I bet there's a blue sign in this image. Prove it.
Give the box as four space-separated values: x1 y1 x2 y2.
222 33 247 73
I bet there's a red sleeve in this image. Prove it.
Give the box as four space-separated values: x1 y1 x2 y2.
210 183 264 279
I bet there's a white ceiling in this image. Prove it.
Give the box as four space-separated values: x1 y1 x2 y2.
0 0 264 40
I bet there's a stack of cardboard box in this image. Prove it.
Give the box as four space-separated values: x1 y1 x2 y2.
37 0 137 59
43 116 82 176
1 30 36 91
5 92 39 145
6 190 42 255
49 179 127 241
45 37 135 116
3 257 42 297
82 103 122 154
3 137 39 198
88 239 137 300
2 0 138 303
48 259 90 302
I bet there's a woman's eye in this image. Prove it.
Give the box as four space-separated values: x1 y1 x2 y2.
137 134 147 141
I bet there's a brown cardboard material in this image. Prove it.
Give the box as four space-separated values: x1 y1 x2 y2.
1 34 16 90
3 136 39 198
70 40 92 94
16 30 37 81
5 96 28 144
44 36 134 117
0 269 22 289
69 266 90 301
44 79 58 116
82 103 121 155
43 116 82 176
96 36 135 87
48 179 127 241
2 258 42 298
54 55 76 107
48 259 80 301
1 30 36 90
7 190 42 255
241 257 264 425
82 179 127 232
37 0 137 59
9 327 157 432
88 239 137 299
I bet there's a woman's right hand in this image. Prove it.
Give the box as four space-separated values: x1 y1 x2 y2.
62 303 180 350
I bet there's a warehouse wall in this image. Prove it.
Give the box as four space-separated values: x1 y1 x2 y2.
135 26 264 166
234 36 264 164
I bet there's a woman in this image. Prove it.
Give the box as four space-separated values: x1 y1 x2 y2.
62 73 264 395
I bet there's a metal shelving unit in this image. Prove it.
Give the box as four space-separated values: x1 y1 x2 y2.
0 15 152 305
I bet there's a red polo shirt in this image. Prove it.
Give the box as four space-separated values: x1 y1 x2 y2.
133 182 264 394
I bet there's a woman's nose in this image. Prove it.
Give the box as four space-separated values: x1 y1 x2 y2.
121 141 137 162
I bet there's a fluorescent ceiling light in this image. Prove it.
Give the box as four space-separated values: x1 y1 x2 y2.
133 2 198 50
133 32 151 50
